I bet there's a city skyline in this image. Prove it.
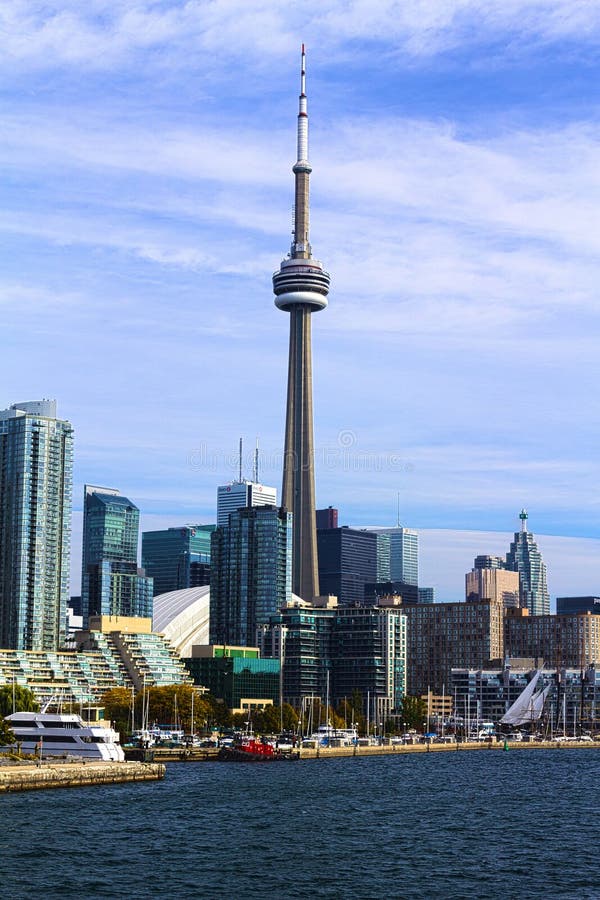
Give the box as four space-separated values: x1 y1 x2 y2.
4 4 600 593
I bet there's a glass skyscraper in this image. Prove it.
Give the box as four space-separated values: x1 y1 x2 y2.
505 509 550 616
0 400 73 651
81 485 153 625
142 524 215 596
209 505 292 647
369 527 419 586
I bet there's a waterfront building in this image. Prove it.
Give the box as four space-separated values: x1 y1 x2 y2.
504 607 600 667
0 615 191 705
451 661 600 733
331 602 407 721
209 505 292 646
259 596 406 719
142 525 214 596
317 527 377 607
258 597 337 708
316 506 338 530
556 596 600 615
273 47 330 602
404 598 505 697
505 509 550 615
217 480 277 528
184 645 280 714
81 486 153 626
466 564 520 609
0 400 73 651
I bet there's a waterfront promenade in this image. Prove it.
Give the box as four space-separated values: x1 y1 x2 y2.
0 760 165 792
127 738 600 764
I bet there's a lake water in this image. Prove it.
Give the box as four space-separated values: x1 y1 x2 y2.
1 750 598 899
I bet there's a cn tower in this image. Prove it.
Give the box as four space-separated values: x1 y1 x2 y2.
273 45 330 602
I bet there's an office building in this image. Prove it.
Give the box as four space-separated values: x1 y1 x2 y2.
142 524 214 596
505 509 550 615
418 587 435 604
556 596 600 615
368 527 418 585
210 505 292 647
504 607 600 667
184 645 280 714
466 563 520 609
81 486 153 626
217 480 277 528
316 506 338 530
404 598 505 697
273 47 330 602
0 400 73 651
317 527 377 607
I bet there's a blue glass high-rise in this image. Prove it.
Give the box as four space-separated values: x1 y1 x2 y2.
0 401 73 650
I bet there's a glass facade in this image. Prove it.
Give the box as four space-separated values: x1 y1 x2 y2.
317 527 377 606
142 525 214 596
209 505 292 646
81 486 152 625
0 401 73 651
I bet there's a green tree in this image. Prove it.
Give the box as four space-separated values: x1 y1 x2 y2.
101 687 135 739
0 716 15 747
399 695 428 732
0 685 39 717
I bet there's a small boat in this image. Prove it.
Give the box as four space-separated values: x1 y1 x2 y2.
3 712 125 761
218 735 298 762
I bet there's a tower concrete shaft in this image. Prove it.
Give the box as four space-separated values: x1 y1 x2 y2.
273 46 330 602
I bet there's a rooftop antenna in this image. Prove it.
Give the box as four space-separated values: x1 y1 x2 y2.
239 437 243 483
253 437 260 484
397 491 401 528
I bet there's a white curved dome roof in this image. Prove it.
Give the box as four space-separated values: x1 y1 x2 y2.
152 585 210 657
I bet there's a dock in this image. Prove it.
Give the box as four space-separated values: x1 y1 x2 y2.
0 760 165 793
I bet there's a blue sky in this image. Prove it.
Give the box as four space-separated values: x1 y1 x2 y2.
3 1 600 600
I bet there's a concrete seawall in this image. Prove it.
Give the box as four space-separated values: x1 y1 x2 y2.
0 761 165 793
298 740 600 760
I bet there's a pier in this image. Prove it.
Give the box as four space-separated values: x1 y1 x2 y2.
0 760 165 792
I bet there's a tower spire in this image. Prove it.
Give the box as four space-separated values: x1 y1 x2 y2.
291 44 312 260
273 45 331 602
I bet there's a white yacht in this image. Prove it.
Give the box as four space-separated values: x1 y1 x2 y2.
3 712 125 761
304 724 359 747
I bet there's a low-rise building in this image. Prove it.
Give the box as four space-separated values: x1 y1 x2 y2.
183 645 279 714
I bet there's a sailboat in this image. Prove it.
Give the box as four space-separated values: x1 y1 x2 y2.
500 670 549 733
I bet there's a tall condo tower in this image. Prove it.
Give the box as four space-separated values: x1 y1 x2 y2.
273 45 330 601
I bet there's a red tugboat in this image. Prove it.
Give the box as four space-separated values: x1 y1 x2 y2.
218 735 299 762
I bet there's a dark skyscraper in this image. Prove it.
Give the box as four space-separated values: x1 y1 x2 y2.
317 527 377 607
273 46 330 602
